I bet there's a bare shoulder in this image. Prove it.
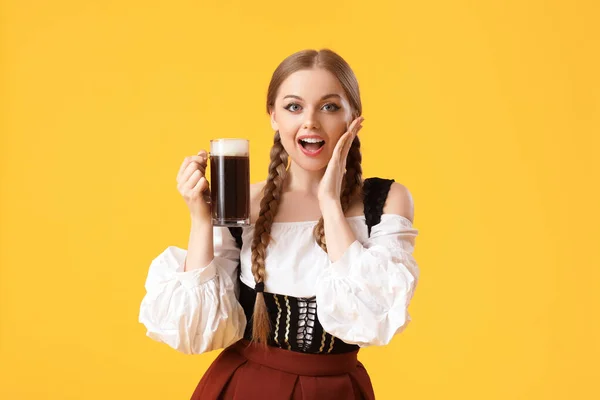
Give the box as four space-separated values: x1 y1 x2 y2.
383 182 415 223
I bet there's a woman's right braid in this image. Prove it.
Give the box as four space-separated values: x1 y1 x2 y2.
249 131 288 346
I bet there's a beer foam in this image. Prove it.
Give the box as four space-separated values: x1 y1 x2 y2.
210 139 249 156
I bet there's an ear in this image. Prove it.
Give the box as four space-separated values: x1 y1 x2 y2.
270 109 279 131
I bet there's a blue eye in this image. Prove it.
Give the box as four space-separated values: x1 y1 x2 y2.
284 103 301 112
323 103 340 112
284 103 341 112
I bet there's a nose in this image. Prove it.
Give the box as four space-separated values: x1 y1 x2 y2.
302 110 320 130
302 121 317 130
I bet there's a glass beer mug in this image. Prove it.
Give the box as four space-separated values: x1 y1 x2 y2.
207 138 250 227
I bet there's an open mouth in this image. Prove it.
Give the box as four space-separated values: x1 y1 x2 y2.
298 138 326 152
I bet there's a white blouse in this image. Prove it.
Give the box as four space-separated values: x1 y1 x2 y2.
138 214 420 355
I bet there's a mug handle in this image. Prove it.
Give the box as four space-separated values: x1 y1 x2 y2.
202 151 212 205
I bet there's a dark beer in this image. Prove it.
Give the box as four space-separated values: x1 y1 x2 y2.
209 139 250 226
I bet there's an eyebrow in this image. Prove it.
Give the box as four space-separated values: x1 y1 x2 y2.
283 94 342 101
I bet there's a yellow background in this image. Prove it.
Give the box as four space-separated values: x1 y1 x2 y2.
1 0 598 399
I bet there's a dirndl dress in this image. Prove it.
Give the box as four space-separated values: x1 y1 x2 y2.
190 281 376 400
190 178 399 399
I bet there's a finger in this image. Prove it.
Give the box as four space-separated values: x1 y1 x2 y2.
342 125 361 156
333 132 348 160
194 177 212 203
179 161 204 184
178 154 207 179
192 175 206 190
347 116 362 132
354 125 362 138
192 176 209 194
184 169 202 190
335 128 359 167
177 158 189 179
341 136 352 158
348 123 360 144
184 161 205 181
177 155 207 182
353 118 363 134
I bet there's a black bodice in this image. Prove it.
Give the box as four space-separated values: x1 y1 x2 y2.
238 280 359 354
230 177 395 354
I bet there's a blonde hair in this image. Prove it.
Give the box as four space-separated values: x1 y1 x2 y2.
250 49 364 345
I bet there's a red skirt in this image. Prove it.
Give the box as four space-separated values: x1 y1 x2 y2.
190 339 375 400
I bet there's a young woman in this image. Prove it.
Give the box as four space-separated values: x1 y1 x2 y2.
139 48 420 399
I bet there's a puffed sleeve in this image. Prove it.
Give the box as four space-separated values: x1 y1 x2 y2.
138 227 247 355
315 214 420 347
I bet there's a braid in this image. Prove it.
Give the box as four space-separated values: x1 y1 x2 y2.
249 131 288 346
313 136 364 251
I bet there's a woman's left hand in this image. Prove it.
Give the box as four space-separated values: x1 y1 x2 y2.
318 116 364 207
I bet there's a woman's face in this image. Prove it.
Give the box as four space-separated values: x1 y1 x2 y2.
270 68 356 171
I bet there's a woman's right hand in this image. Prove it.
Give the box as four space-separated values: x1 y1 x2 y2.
177 150 212 222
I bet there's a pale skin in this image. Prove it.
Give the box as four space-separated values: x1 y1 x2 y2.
178 67 414 271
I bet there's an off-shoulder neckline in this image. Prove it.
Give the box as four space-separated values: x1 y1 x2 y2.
246 213 413 227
